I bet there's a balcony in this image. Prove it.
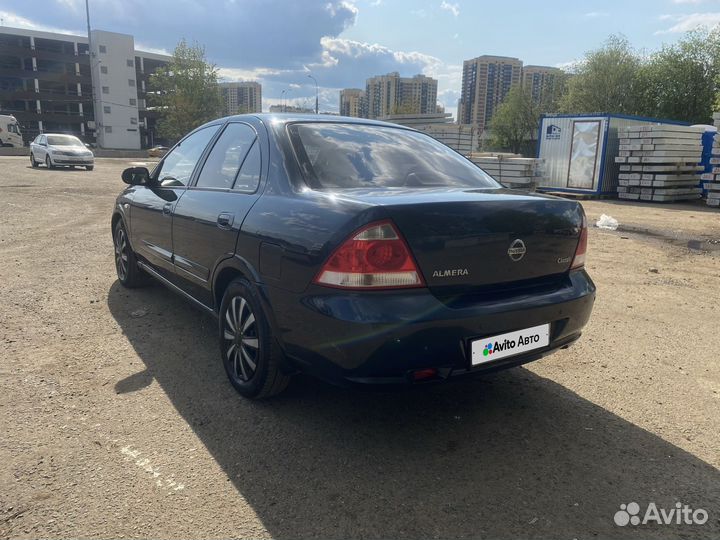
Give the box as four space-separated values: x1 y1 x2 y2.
0 65 89 84
0 88 92 103
13 109 88 124
33 46 90 64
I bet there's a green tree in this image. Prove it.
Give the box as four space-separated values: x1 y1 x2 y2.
560 35 645 115
149 39 222 142
537 71 568 114
642 28 720 124
390 101 418 115
488 86 538 154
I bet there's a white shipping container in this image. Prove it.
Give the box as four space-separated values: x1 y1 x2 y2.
537 114 696 195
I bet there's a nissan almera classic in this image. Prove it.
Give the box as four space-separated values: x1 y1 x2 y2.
112 114 595 399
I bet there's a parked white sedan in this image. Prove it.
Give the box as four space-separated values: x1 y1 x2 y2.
30 134 94 170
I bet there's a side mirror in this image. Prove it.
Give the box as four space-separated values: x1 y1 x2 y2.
122 166 151 185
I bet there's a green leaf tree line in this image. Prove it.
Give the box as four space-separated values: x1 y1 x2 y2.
148 39 223 142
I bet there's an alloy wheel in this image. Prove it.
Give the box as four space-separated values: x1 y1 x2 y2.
114 227 129 280
223 295 259 382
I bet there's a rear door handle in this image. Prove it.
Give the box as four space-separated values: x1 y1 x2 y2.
162 202 172 215
217 212 234 229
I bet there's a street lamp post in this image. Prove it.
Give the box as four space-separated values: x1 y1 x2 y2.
280 89 286 113
307 74 318 114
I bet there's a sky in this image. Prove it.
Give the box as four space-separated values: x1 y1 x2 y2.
1 0 719 115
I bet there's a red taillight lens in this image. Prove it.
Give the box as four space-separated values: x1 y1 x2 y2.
571 213 588 270
314 220 425 289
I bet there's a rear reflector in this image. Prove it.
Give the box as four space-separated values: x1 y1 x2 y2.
411 368 438 381
314 220 424 289
571 212 588 269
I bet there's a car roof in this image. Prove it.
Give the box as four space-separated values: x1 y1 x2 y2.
216 113 415 131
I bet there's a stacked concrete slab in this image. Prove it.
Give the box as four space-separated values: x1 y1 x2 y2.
614 125 704 202
700 131 720 208
469 153 543 190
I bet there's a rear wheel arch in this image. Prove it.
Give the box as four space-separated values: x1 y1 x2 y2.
214 266 246 312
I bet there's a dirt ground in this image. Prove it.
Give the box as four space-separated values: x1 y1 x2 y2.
1 156 719 539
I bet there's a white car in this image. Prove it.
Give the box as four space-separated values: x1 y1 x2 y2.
30 134 95 170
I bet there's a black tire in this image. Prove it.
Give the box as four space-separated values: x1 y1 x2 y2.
113 220 145 287
86 165 94 171
45 154 54 169
219 278 290 399
30 153 38 168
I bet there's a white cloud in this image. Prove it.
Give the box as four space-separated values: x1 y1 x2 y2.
656 12 720 33
554 59 578 70
314 37 442 73
672 0 706 4
134 42 172 56
0 10 83 34
54 0 83 12
585 11 609 18
440 1 460 17
218 66 287 81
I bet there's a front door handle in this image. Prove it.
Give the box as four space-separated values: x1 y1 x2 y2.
217 212 234 230
162 202 172 215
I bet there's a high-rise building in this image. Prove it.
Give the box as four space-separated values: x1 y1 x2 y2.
219 81 262 115
339 88 365 118
457 55 523 134
522 65 563 107
0 26 171 149
365 72 437 119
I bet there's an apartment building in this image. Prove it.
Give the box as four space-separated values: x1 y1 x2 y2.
522 65 563 106
339 88 365 118
0 26 170 148
365 72 438 119
457 55 523 134
220 81 262 115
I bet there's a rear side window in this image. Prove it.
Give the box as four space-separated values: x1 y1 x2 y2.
288 123 499 190
233 141 261 192
196 123 257 189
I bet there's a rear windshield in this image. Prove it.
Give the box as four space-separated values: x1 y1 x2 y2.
47 135 83 146
287 123 499 190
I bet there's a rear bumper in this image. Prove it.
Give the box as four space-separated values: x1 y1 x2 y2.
264 270 596 386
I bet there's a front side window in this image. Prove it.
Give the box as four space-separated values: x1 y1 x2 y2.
196 123 257 189
288 123 499 190
156 125 220 187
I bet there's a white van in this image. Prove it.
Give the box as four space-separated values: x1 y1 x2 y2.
0 115 23 147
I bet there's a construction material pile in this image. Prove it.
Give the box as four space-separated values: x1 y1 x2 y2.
701 131 720 209
469 153 543 190
615 125 704 202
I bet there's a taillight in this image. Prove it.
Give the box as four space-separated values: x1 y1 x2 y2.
571 212 588 270
314 220 425 289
